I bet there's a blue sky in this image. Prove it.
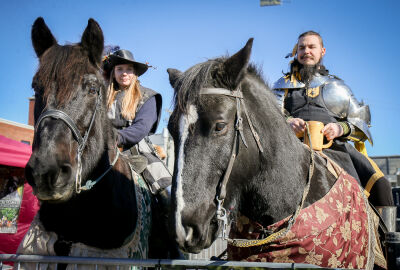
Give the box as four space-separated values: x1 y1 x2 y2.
0 0 399 156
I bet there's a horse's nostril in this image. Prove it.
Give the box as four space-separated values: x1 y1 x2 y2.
44 163 72 189
184 223 203 243
185 226 194 242
59 164 72 182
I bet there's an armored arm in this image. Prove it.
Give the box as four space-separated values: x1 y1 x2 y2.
322 79 373 145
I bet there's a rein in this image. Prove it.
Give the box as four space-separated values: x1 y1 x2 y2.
199 85 315 248
35 88 119 193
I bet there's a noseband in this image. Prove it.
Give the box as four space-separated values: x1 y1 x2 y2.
35 88 119 193
200 85 315 247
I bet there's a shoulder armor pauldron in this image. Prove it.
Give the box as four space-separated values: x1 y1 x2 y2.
272 73 331 90
322 77 373 144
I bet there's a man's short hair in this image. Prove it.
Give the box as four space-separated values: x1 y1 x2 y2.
298 31 324 47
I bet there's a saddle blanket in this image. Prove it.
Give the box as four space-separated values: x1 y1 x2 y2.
228 164 386 269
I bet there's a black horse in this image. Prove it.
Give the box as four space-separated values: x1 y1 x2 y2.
166 39 385 268
19 17 174 263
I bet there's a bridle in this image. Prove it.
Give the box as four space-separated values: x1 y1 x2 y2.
199 84 315 247
35 87 119 193
199 84 263 240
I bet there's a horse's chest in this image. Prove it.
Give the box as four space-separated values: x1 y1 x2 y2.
17 171 153 262
69 172 153 259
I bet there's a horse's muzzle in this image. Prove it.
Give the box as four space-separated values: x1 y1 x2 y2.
25 154 75 202
175 219 218 254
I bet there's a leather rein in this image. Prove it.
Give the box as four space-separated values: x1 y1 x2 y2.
199 84 315 247
35 88 120 193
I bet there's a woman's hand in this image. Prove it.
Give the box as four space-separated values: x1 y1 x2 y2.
322 123 343 140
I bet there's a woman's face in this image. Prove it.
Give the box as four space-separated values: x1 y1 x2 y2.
114 64 136 89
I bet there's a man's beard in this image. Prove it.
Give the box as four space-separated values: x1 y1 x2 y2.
299 63 320 85
290 58 328 85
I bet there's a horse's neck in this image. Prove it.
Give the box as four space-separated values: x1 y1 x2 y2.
238 78 312 224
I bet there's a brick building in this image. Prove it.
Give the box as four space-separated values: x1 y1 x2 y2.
0 97 34 145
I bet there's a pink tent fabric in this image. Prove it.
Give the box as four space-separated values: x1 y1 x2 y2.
0 184 39 255
0 135 32 167
0 135 39 257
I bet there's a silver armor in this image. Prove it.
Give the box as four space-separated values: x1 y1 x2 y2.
272 73 330 90
273 73 330 109
273 74 373 144
322 78 372 144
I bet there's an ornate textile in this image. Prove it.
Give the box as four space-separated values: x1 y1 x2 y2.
228 167 386 269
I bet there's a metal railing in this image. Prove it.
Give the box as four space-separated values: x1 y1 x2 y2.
0 254 328 269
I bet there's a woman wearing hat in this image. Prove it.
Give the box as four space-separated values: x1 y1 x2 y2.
103 49 182 259
103 49 162 150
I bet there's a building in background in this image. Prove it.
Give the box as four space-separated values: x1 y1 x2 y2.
371 155 400 187
0 97 34 145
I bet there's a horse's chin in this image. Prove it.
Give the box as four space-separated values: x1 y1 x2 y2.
33 185 74 203
179 219 220 254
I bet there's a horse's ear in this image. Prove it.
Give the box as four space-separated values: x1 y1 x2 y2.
167 68 182 88
223 38 253 87
81 18 104 66
31 17 57 58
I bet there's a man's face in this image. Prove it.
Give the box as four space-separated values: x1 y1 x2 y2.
297 35 326 66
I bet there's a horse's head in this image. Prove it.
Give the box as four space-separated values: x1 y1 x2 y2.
167 39 271 253
25 17 107 202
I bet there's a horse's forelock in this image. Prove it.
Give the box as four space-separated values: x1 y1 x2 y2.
170 57 268 128
37 44 98 106
173 60 216 113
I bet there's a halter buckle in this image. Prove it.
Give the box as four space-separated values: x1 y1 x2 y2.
216 196 229 240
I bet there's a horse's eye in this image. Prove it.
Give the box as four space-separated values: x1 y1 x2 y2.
89 86 97 95
215 122 226 132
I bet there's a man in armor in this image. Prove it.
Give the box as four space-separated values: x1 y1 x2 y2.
273 31 393 206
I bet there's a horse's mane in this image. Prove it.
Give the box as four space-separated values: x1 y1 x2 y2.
171 56 268 121
34 44 98 106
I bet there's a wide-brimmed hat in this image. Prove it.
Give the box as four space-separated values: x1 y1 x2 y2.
102 49 149 78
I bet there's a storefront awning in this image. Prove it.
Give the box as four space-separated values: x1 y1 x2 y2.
0 135 32 168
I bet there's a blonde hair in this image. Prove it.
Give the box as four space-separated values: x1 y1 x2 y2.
106 68 142 120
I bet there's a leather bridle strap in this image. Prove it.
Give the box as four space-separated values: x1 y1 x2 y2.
200 85 263 201
199 88 243 98
34 90 114 193
200 84 265 241
200 87 242 200
36 109 84 146
35 90 102 154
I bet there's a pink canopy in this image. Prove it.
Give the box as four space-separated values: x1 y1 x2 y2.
0 135 38 257
0 135 32 167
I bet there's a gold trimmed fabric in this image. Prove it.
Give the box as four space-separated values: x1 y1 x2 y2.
228 156 386 269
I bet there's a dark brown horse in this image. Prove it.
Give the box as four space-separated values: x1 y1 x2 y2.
19 17 176 264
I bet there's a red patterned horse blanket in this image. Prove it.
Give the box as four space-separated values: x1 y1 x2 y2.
228 165 386 269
